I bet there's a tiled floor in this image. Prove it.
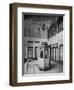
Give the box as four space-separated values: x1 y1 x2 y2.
24 60 63 75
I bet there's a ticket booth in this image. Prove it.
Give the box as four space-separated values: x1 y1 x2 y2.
38 43 51 70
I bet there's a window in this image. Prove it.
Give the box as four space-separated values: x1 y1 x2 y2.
28 47 33 58
51 44 58 60
58 22 63 32
59 45 63 61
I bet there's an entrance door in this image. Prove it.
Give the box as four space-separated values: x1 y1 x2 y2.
27 47 34 74
51 48 56 60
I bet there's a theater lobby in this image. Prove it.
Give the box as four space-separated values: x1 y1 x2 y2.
22 14 63 75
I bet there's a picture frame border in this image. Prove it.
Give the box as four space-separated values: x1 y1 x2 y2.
9 3 72 86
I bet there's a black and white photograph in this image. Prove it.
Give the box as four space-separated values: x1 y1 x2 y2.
22 13 64 75
10 3 72 86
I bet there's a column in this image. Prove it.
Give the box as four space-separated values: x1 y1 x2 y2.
26 46 27 58
33 46 35 58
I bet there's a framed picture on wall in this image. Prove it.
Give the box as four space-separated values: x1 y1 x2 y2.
9 3 72 86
